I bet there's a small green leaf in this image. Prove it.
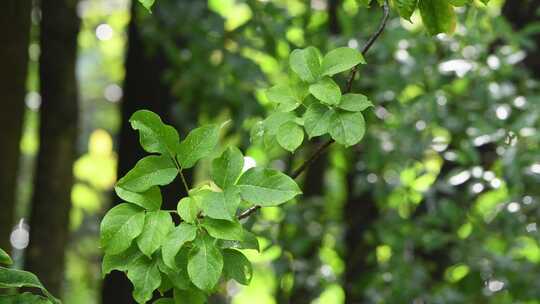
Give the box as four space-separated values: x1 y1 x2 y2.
418 0 456 35
237 167 301 206
187 234 223 291
117 155 178 192
139 0 155 11
266 84 300 112
329 111 366 147
211 147 244 189
320 47 366 76
115 185 162 211
263 112 296 136
161 223 197 269
338 93 374 112
289 47 321 83
127 256 161 304
130 110 180 156
173 288 207 304
177 197 200 224
177 124 220 169
0 248 12 265
0 267 60 304
137 210 174 257
201 218 244 241
196 189 240 221
309 77 341 105
303 103 334 139
393 0 419 21
100 203 145 255
276 121 304 152
222 249 253 285
102 244 143 277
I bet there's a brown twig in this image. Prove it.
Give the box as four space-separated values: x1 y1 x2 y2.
238 0 390 221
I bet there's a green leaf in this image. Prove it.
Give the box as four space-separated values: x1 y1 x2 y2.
177 197 200 224
154 299 174 304
177 124 220 169
174 288 206 304
236 167 301 206
130 110 180 156
276 121 304 152
137 210 174 257
309 77 341 105
187 234 223 291
338 93 374 112
100 203 145 255
220 230 260 252
157 250 191 291
393 0 418 21
289 47 321 83
320 47 366 76
117 155 178 192
263 112 296 136
0 267 60 304
329 111 366 147
211 147 244 189
102 244 143 276
222 249 253 285
0 292 52 304
0 248 12 265
201 218 244 241
127 256 161 304
196 189 240 221
115 185 162 211
448 0 470 6
418 0 456 35
266 84 300 112
161 223 197 269
303 103 334 139
139 0 156 12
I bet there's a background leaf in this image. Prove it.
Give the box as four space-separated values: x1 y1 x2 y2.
418 0 456 35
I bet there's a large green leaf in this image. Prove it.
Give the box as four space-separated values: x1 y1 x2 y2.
265 84 305 112
102 244 143 276
276 121 304 152
329 111 366 147
222 249 253 285
303 103 334 138
418 0 456 35
338 93 373 112
0 248 12 265
393 0 419 21
177 197 200 224
130 110 180 157
309 77 341 105
196 189 240 221
236 167 301 206
137 210 174 257
161 223 197 269
117 155 178 192
127 256 161 304
157 251 191 291
177 124 220 169
187 235 223 291
100 203 145 255
0 267 59 304
115 185 162 211
320 47 366 76
211 147 244 189
289 47 321 83
201 218 244 241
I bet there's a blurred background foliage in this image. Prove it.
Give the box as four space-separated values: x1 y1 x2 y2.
2 0 540 303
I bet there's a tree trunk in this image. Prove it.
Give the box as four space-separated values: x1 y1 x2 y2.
101 2 186 303
0 0 32 252
25 0 80 296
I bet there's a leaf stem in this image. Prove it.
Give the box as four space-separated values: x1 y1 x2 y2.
172 156 190 194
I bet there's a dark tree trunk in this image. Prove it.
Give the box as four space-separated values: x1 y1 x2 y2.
101 3 185 303
502 0 540 77
343 170 378 304
25 0 80 296
0 0 32 252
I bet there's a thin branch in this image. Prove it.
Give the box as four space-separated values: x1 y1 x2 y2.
172 156 190 194
238 0 390 221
